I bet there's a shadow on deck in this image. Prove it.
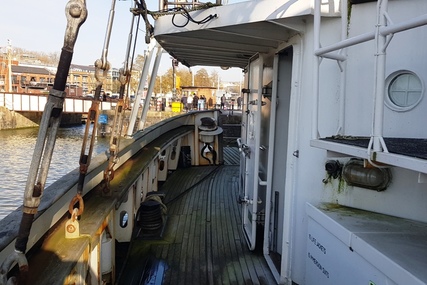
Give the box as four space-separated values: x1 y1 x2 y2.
117 147 275 285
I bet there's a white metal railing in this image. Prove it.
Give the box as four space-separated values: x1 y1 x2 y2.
313 0 427 153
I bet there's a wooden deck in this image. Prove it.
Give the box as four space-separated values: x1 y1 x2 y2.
117 147 276 284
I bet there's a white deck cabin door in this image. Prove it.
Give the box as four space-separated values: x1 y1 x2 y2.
241 56 264 250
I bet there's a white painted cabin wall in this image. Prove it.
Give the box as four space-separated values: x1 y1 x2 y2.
381 4 427 138
280 17 343 284
316 17 345 137
345 1 427 138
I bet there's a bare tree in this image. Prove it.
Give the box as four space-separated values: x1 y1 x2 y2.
195 68 210 86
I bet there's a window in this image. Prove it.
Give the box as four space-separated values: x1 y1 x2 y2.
385 71 423 112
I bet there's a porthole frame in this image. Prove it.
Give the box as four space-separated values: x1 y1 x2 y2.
384 70 424 112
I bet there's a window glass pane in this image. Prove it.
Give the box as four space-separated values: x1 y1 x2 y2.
388 73 422 109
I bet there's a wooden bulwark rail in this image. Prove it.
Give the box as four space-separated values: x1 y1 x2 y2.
26 126 194 284
0 112 202 263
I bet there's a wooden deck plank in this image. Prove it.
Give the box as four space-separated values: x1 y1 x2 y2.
161 244 172 284
227 169 255 285
178 211 191 285
186 209 198 285
211 174 229 285
224 191 245 283
219 169 236 284
224 146 240 165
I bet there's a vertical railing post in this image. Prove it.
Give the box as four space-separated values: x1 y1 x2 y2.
312 0 321 139
371 0 388 152
337 0 348 135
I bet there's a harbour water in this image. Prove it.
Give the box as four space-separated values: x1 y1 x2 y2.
0 125 110 220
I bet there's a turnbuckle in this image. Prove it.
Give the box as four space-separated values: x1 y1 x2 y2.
94 59 110 84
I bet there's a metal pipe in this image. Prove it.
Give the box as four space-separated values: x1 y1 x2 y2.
100 0 116 69
380 12 427 36
372 0 388 151
320 52 347 61
338 0 348 135
316 12 427 58
138 43 163 130
312 0 321 139
315 31 375 57
122 2 138 78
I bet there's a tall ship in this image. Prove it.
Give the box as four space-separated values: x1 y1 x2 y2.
1 0 427 284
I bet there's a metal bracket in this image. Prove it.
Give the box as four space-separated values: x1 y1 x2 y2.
239 144 251 159
65 208 80 239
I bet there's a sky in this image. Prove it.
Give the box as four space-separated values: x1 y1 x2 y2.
0 0 244 83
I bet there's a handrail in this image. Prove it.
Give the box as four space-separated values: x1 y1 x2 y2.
315 13 427 58
258 175 267 186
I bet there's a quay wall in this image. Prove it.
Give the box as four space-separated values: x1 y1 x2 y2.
0 106 39 130
0 106 179 131
0 106 83 130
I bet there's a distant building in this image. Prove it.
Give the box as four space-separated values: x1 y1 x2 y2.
0 57 18 92
10 65 54 94
0 59 120 96
0 44 127 97
180 86 218 109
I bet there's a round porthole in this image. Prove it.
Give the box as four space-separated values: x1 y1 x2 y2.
119 211 128 228
385 71 423 112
